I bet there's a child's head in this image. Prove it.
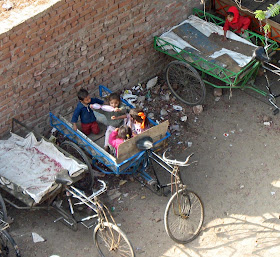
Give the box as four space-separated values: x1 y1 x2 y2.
129 108 149 129
227 12 234 22
118 125 132 140
78 89 91 104
108 93 121 108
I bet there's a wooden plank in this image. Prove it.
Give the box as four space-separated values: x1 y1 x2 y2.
117 120 169 163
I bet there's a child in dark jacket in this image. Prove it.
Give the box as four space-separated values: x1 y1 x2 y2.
71 89 104 135
223 6 251 41
108 125 132 156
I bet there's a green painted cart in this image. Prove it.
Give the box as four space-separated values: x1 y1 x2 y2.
154 8 279 112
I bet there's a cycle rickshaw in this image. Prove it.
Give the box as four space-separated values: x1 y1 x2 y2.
49 85 204 244
0 118 135 256
154 8 280 114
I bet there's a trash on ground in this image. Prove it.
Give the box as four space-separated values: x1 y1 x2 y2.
240 185 244 189
146 77 158 89
193 105 203 114
123 193 129 197
161 93 170 101
215 97 221 102
141 196 146 199
187 142 192 147
170 124 180 131
173 105 183 111
214 87 223 97
180 116 188 122
271 191 276 196
119 180 127 186
132 83 143 91
264 121 271 126
223 133 229 137
32 232 45 243
148 113 155 119
160 109 168 116
107 189 122 201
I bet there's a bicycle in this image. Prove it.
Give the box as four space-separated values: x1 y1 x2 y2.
136 136 204 244
54 170 135 257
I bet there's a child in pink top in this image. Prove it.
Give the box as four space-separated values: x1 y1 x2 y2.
109 125 132 156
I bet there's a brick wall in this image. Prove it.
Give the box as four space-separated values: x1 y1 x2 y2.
0 0 204 136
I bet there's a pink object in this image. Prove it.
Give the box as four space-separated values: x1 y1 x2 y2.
109 130 124 156
101 105 115 112
90 104 115 112
90 103 102 109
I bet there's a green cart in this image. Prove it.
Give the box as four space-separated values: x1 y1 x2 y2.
154 8 280 113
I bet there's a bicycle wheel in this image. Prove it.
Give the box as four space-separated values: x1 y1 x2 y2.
94 222 134 257
0 194 7 222
0 230 21 257
166 61 206 105
164 189 204 244
60 141 94 191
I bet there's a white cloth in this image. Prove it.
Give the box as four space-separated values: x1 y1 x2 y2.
0 133 87 203
104 126 116 147
158 15 257 67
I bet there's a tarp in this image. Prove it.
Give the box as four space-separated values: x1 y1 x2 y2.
159 15 257 67
0 133 87 203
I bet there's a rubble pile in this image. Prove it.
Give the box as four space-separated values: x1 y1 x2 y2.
123 73 203 152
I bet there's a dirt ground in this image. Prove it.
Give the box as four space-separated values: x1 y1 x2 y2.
2 57 280 257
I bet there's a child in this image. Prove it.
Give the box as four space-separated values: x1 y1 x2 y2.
108 125 132 156
127 108 150 136
96 92 130 153
71 88 104 135
223 6 251 41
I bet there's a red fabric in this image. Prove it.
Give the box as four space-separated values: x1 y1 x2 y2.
223 6 251 33
81 121 100 135
109 130 124 156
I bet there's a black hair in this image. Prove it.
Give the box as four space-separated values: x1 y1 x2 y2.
227 12 234 17
118 125 132 140
109 92 121 102
77 89 89 101
129 107 150 128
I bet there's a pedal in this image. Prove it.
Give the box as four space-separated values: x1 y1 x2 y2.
273 108 279 115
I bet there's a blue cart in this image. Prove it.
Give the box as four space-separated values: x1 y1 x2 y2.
50 85 170 190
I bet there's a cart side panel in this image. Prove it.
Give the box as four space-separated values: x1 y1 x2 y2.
50 112 119 173
117 120 169 162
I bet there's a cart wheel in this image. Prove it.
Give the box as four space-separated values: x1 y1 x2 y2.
0 194 7 222
0 230 21 257
94 222 135 257
164 189 204 244
60 141 94 191
166 61 206 105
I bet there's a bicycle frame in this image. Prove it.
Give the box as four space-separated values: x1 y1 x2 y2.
143 149 186 192
63 180 107 229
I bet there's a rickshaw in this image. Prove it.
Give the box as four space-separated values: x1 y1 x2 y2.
154 8 280 114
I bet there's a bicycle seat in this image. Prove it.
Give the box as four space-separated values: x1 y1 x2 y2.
253 46 271 62
55 169 73 185
136 136 153 150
